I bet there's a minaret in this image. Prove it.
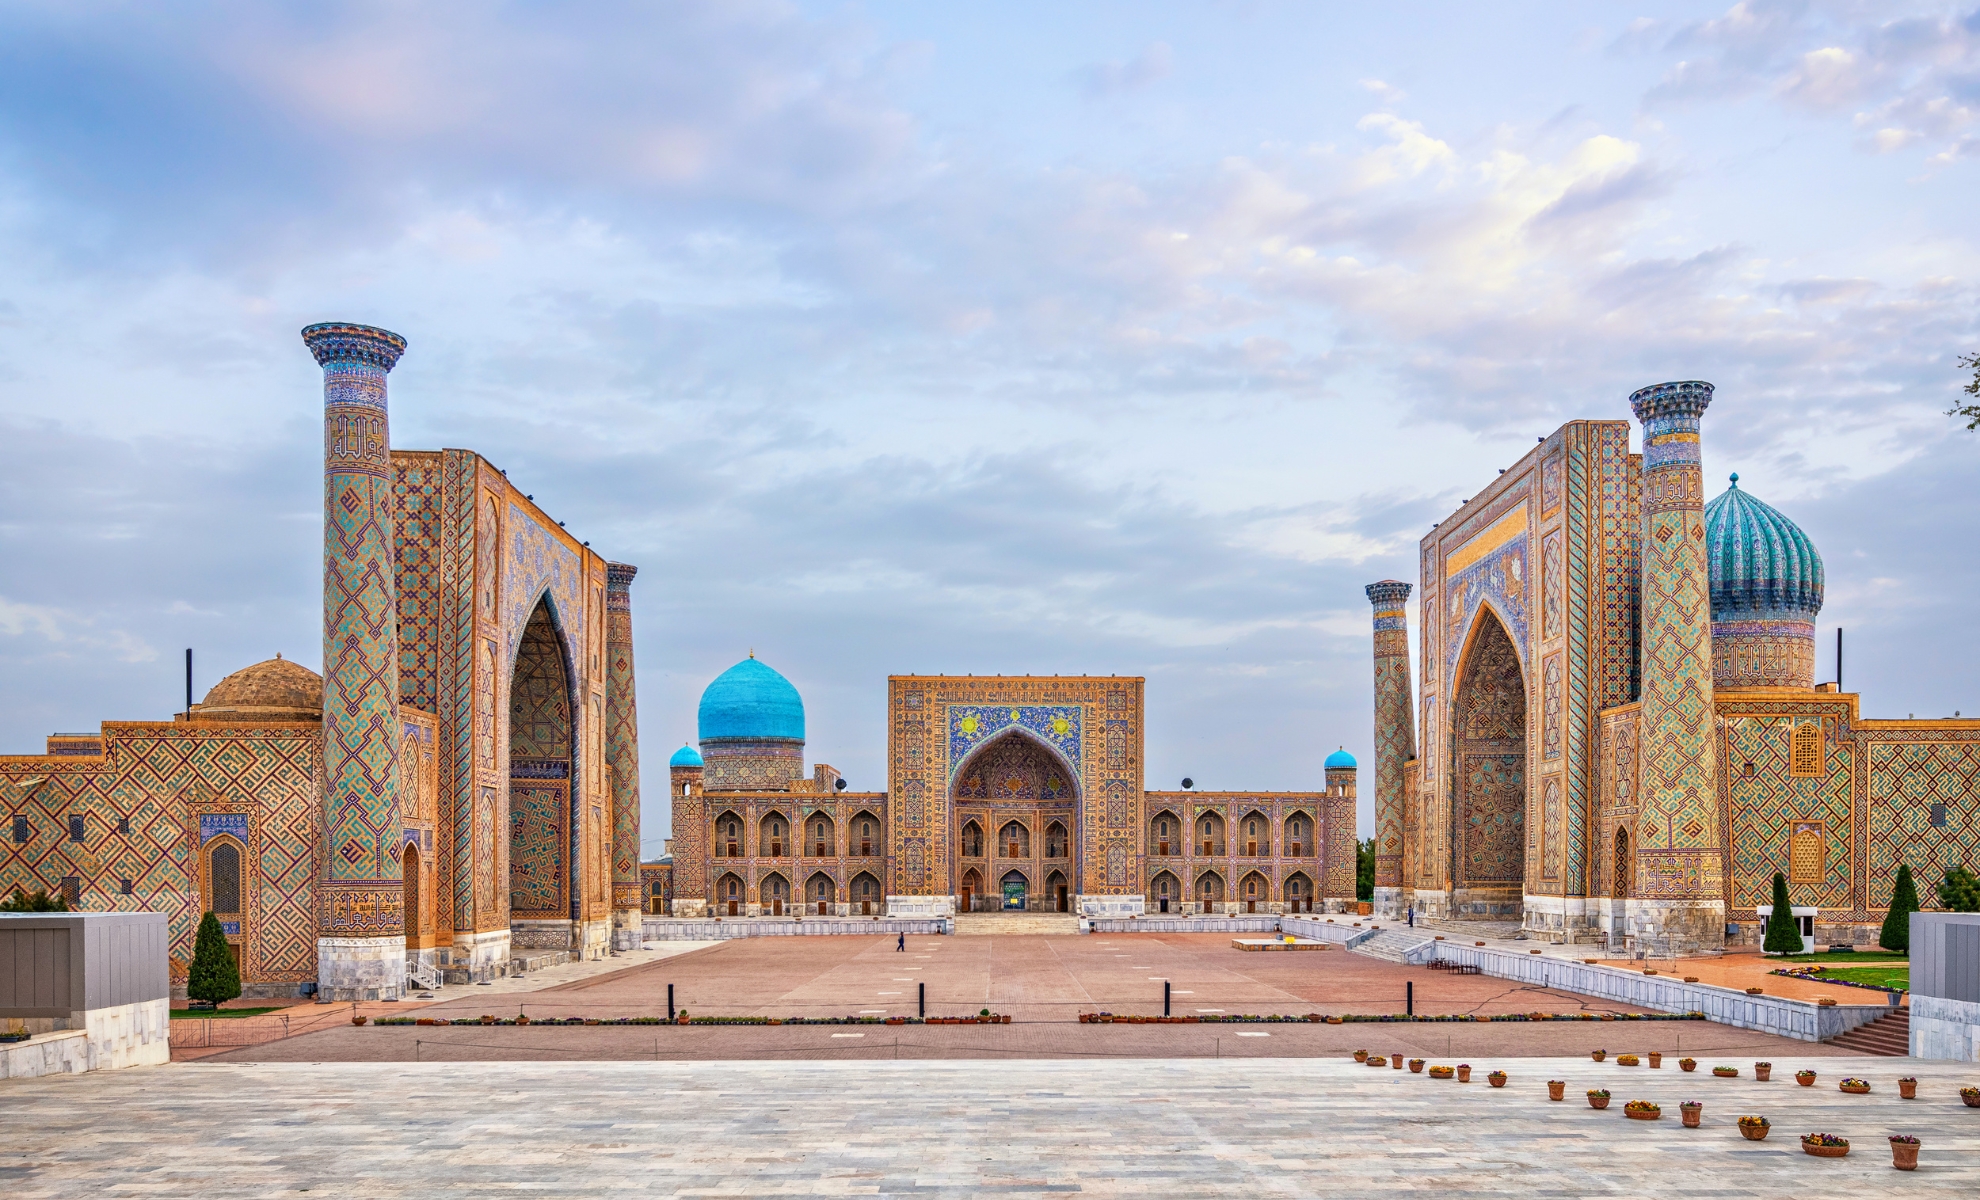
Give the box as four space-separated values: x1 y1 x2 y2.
1365 580 1415 919
1323 752 1360 910
304 321 407 1001
668 744 706 916
604 562 643 949
1627 380 1725 954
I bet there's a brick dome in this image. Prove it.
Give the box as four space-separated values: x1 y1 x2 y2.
196 655 322 720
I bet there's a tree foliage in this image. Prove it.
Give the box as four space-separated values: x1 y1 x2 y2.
187 911 242 1006
1763 872 1804 954
1938 865 1980 913
1355 837 1375 901
0 886 69 912
1880 863 1919 952
1953 352 1980 430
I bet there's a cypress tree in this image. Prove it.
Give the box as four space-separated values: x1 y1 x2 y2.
187 911 242 1007
1880 863 1919 952
1762 872 1803 955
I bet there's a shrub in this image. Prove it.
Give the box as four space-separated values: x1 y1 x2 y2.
1881 863 1919 951
0 886 69 912
186 911 242 1006
1938 865 1980 912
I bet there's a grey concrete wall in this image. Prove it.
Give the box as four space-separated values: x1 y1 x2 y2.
1910 912 1980 1003
1909 993 1980 1062
1 912 169 1018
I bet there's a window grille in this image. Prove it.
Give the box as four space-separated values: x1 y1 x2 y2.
68 815 85 843
10 815 26 844
1788 722 1823 777
1788 821 1824 885
210 842 242 915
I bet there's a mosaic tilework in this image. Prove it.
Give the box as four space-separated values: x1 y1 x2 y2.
307 323 407 938
1366 581 1413 893
1628 381 1722 901
946 706 1082 782
1723 712 1856 913
439 451 483 933
1866 734 1980 909
391 453 445 715
1442 505 1531 687
508 776 569 918
1454 613 1525 885
604 563 642 912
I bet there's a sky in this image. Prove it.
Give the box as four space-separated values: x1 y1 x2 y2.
1 1 1976 849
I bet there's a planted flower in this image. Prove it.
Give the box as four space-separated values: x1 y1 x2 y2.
1712 1065 1739 1077
1678 1057 1698 1072
1963 1086 1980 1108
1617 1054 1640 1066
1427 1065 1455 1079
1801 1133 1849 1158
1587 1088 1611 1110
1838 1077 1871 1094
1624 1100 1661 1120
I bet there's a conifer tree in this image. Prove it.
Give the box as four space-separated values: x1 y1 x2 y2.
187 911 242 1006
1939 865 1980 913
1762 872 1803 954
1880 863 1920 952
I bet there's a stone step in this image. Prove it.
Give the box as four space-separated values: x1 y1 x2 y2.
1350 929 1439 964
952 914 1081 936
1825 1008 1909 1057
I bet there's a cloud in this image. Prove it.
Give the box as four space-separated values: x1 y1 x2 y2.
1075 42 1174 98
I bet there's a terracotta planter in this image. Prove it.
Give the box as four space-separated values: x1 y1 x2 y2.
1409 1058 1426 1073
1390 1056 1402 1069
1891 1140 1919 1171
1625 1107 1660 1121
1353 1050 1368 1062
1754 1064 1771 1081
1587 1094 1610 1110
1898 1079 1918 1099
1679 1060 1697 1073
1680 1105 1701 1128
1488 1074 1506 1088
1456 1066 1471 1082
1840 1083 1870 1095
1963 1089 1980 1108
1590 1050 1607 1062
1739 1123 1770 1141
1367 1055 1388 1068
1648 1052 1662 1068
1547 1081 1565 1102
1801 1138 1849 1158
1796 1072 1817 1087
350 1015 368 1026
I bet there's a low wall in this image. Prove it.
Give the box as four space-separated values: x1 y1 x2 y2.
642 917 951 941
1085 916 1282 935
1281 916 1383 950
0 998 170 1080
1427 942 1890 1042
1909 994 1980 1062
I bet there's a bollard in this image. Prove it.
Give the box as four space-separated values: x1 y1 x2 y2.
668 983 675 1021
1406 980 1414 1016
919 982 925 1018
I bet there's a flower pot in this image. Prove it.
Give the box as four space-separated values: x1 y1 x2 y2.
1587 1094 1610 1110
1626 1107 1660 1120
1796 1072 1817 1087
1801 1137 1849 1158
1963 1089 1980 1108
1754 1064 1771 1081
1547 1081 1565 1101
1898 1079 1918 1100
1679 1059 1697 1072
350 1015 368 1026
1367 1055 1388 1068
1739 1123 1769 1141
1591 1050 1607 1062
1354 1050 1368 1062
1409 1058 1426 1073
1488 1074 1507 1088
1648 1052 1662 1068
1712 1068 1738 1078
1456 1066 1471 1083
1390 1055 1403 1069
1680 1105 1701 1128
1840 1082 1870 1095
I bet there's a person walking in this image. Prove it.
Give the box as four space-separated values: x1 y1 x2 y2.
897 932 906 952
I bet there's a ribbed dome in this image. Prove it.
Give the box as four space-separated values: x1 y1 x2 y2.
1705 475 1824 620
668 743 704 768
697 656 805 743
1324 747 1357 769
200 656 322 713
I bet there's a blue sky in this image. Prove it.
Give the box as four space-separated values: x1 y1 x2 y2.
1 1 1975 846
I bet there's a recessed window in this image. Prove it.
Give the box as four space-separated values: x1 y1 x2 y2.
1930 803 1948 828
1789 723 1823 777
117 817 131 835
121 879 134 895
10 815 25 844
68 815 85 843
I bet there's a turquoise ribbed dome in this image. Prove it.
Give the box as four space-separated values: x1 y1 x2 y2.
1704 474 1824 620
697 656 805 742
668 743 703 768
1324 747 1357 769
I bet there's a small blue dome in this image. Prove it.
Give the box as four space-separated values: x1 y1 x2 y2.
1324 747 1357 769
697 656 805 742
668 743 703 768
1705 475 1824 620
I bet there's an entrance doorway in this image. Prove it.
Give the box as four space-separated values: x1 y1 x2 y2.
1000 871 1027 911
1452 609 1527 915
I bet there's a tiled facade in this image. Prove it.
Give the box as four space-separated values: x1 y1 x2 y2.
1373 382 1980 952
1 326 641 998
670 674 1357 916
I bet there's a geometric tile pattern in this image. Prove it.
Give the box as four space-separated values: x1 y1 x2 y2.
1454 612 1526 885
1366 580 1413 892
1724 713 1855 913
605 563 642 912
306 324 408 938
507 778 569 919
1867 736 1980 909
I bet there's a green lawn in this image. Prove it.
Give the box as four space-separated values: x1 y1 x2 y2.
1785 950 1909 964
169 1006 286 1020
1813 965 1910 991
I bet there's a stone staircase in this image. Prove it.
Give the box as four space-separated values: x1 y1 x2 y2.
1415 917 1527 941
1351 929 1439 964
953 913 1081 936
1826 1006 1910 1056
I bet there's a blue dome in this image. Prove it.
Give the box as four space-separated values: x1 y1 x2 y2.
1704 474 1824 620
668 743 703 768
1324 747 1357 769
697 656 805 742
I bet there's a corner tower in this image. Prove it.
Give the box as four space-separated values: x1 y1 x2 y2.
305 321 407 1000
604 563 643 949
1365 580 1415 919
1627 380 1725 955
1704 475 1824 688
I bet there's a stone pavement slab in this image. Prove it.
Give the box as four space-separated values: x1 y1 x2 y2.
3 1056 1976 1197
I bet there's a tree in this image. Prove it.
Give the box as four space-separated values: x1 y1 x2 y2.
0 886 68 912
1954 352 1980 430
186 911 242 1007
1881 863 1920 952
1763 872 1804 954
1355 837 1375 901
1938 865 1980 913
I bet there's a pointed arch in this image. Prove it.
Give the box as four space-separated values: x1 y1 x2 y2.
1452 604 1527 899
1239 809 1270 857
1149 869 1181 913
759 870 790 915
1283 810 1314 858
851 870 882 915
713 810 744 858
1194 869 1225 912
850 810 882 857
716 871 744 916
758 810 790 858
1195 811 1225 857
1148 809 1182 857
509 593 576 923
951 726 1082 799
806 812 836 858
1284 870 1315 913
1238 869 1270 913
806 870 836 914
1044 820 1068 859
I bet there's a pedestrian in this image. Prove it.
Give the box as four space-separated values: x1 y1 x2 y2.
897 932 905 952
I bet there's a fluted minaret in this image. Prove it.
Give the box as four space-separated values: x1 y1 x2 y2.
605 562 643 949
1628 380 1725 954
305 321 407 1001
1365 580 1416 919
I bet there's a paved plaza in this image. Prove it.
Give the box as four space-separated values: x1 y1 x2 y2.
5 1056 1976 1197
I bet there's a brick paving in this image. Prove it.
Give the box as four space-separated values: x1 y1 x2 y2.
4 1057 1974 1197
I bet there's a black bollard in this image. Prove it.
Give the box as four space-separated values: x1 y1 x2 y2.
1165 980 1171 1017
1406 979 1414 1016
919 982 925 1019
668 983 675 1021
